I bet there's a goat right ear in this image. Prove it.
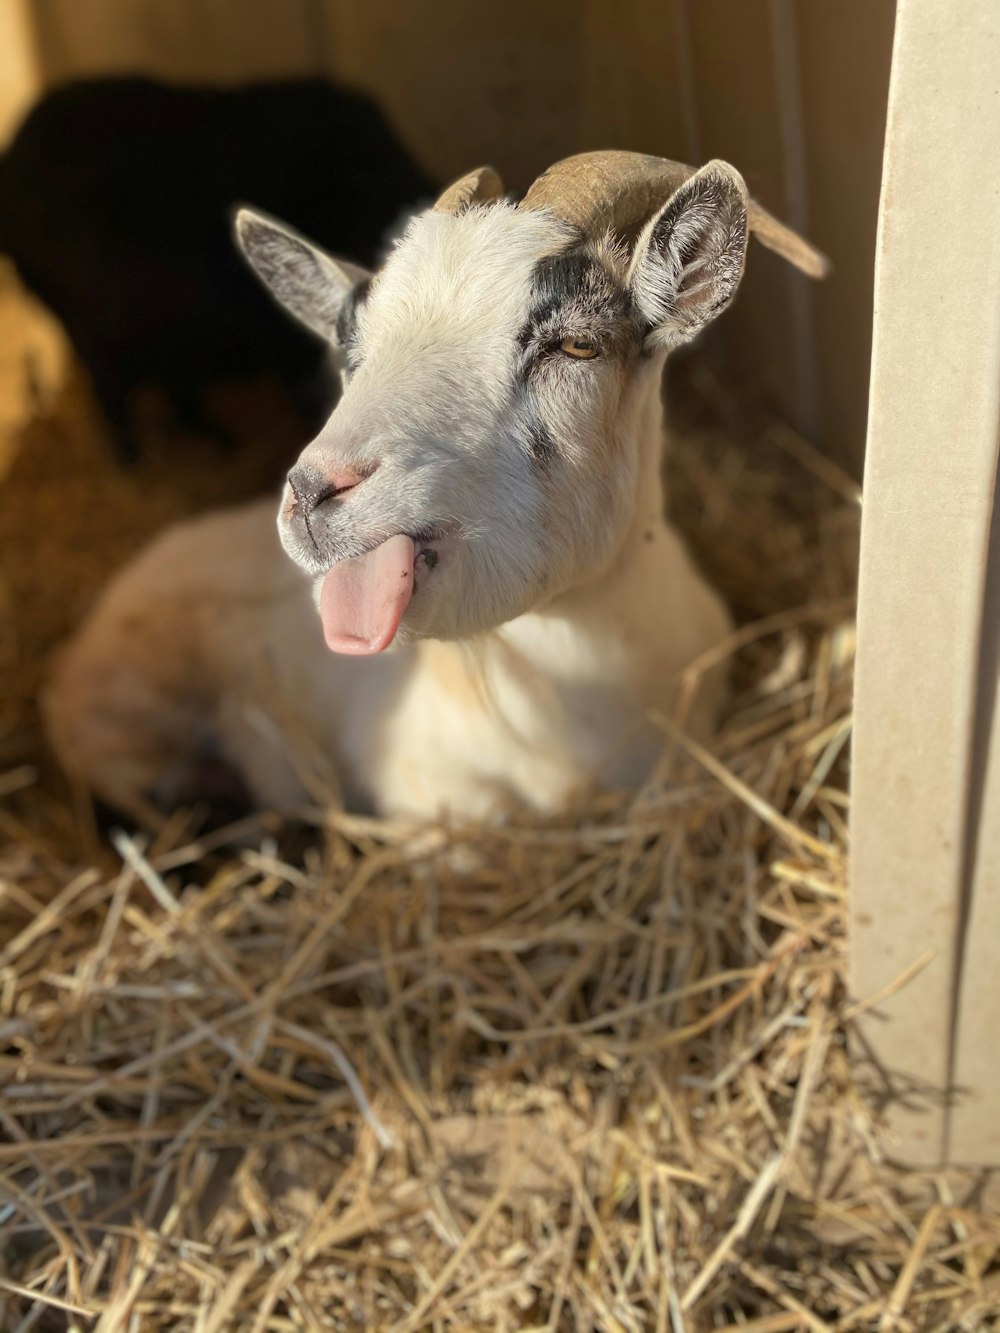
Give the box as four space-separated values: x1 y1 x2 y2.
628 161 749 352
234 208 370 343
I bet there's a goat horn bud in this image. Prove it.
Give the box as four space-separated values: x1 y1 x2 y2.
433 166 504 214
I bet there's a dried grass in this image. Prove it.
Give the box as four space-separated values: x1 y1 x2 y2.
2 320 1000 1331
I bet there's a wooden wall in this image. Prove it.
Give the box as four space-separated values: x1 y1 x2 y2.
9 0 895 472
29 0 325 85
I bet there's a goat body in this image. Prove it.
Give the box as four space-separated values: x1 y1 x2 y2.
45 393 727 821
45 155 823 823
0 76 434 459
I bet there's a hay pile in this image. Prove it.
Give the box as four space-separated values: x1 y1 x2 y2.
2 327 1000 1331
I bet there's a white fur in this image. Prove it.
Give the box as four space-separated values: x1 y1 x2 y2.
45 182 740 823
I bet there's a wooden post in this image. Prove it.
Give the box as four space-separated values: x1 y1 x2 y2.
850 0 1000 1165
0 0 40 143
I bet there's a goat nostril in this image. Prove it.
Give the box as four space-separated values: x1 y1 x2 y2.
327 470 363 497
287 464 371 515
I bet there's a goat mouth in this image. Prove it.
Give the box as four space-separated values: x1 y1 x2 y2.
316 529 449 656
412 539 440 594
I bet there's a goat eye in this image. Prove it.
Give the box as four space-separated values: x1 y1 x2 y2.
559 337 599 360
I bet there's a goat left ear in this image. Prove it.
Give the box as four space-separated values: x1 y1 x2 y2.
629 161 749 351
234 207 370 343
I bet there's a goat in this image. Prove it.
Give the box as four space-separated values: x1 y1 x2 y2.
0 76 434 461
43 152 826 824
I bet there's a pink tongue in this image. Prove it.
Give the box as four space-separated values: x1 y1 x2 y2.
319 534 415 655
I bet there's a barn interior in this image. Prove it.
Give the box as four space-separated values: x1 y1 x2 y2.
3 4 999 1331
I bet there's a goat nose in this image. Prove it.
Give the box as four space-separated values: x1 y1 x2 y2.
287 463 368 516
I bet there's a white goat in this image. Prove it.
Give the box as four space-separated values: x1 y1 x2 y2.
44 152 825 823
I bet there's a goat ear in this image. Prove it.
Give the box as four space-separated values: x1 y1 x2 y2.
629 161 749 351
234 207 370 343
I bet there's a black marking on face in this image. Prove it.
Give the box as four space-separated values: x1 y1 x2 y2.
517 245 638 358
507 386 558 470
334 276 371 369
525 412 557 468
509 244 641 471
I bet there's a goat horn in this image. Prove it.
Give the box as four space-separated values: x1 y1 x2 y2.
745 198 829 278
434 165 504 214
518 150 829 280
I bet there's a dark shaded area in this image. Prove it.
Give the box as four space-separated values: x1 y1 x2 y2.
0 75 435 461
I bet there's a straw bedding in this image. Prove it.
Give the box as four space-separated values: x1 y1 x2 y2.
1 281 999 1331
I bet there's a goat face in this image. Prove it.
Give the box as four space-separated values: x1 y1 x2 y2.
236 162 749 654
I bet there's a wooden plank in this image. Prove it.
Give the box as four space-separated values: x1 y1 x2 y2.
0 0 41 142
682 0 893 463
684 0 801 437
31 0 319 85
850 0 1000 1166
318 0 586 191
577 0 686 164
0 3 63 483
795 0 895 475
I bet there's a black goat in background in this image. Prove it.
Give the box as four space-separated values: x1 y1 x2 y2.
0 76 435 462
